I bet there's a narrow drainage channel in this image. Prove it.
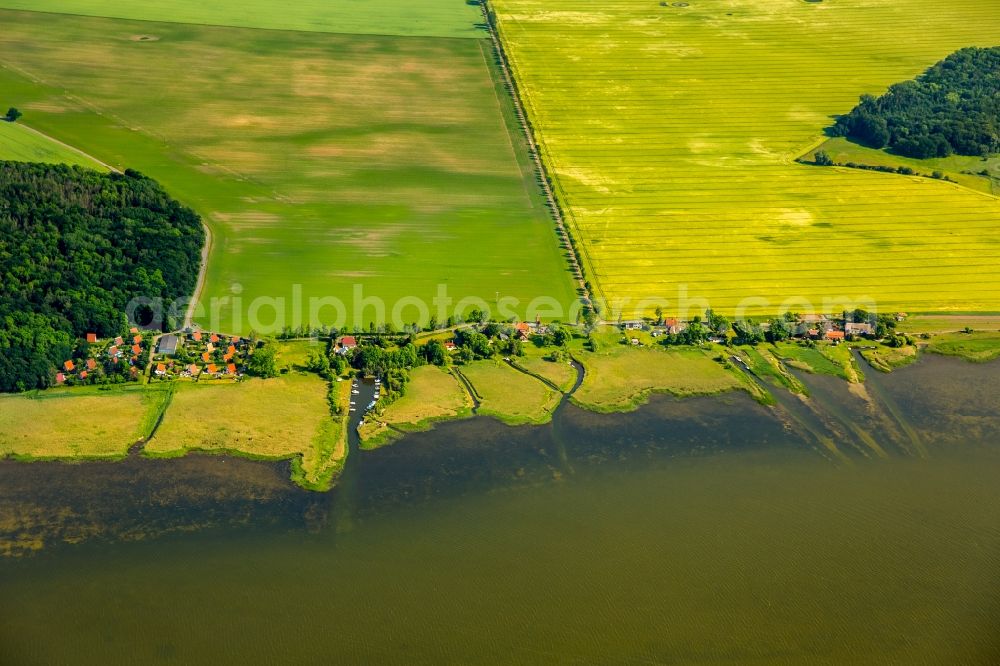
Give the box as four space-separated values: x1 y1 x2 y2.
730 355 851 463
451 367 482 414
128 383 176 457
548 359 586 475
850 349 928 459
779 360 890 460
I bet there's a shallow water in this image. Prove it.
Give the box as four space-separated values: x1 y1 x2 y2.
1 355 998 664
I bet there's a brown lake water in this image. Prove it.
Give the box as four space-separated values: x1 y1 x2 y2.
0 354 998 664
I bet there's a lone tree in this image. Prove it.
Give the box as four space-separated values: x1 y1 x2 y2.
5 107 22 122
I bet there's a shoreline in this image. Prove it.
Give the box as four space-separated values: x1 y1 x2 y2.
3 326 999 489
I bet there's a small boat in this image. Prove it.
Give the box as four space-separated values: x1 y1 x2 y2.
350 401 356 405
352 390 359 394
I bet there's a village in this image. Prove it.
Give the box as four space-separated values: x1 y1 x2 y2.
616 310 908 346
56 327 254 387
51 309 908 390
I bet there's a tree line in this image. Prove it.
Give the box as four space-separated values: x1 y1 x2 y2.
0 162 204 392
832 47 999 159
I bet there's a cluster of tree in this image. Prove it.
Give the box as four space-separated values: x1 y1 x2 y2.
831 47 1000 158
661 310 729 346
5 107 21 122
244 343 277 378
0 163 204 392
843 308 898 339
450 324 526 363
306 344 349 379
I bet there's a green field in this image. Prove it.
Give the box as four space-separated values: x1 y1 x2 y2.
571 344 742 413
804 137 1000 196
0 385 171 460
493 0 1000 316
0 9 576 334
145 374 345 489
459 360 561 425
359 365 473 447
925 332 1000 363
0 120 106 168
513 346 578 392
0 0 485 39
773 343 862 383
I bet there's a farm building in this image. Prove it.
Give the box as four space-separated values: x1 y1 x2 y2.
845 322 874 337
157 335 180 355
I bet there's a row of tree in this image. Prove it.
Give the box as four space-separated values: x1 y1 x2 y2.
831 47 999 158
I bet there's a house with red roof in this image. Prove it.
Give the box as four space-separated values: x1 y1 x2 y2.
202 352 211 362
114 336 124 346
64 360 75 372
86 333 98 343
226 363 237 375
55 373 66 384
133 335 142 344
192 331 202 342
108 346 120 358
86 358 97 371
79 370 88 379
825 330 845 342
338 336 358 354
132 344 142 355
187 364 200 376
155 363 167 376
207 363 218 375
210 333 220 344
130 327 139 334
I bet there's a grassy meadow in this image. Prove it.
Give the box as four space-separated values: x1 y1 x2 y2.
0 10 575 334
571 344 741 413
493 0 1000 315
0 0 485 39
145 374 345 489
0 385 171 460
513 347 578 392
925 332 1000 363
0 121 106 168
804 138 1000 196
359 365 473 447
459 360 561 425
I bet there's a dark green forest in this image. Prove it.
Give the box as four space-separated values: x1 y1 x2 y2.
832 46 999 158
0 162 203 392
